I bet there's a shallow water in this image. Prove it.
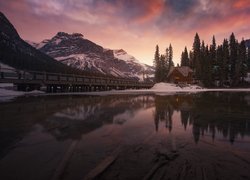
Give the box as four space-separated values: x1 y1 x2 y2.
0 92 250 180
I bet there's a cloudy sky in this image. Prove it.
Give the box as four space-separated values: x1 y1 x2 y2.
0 0 250 65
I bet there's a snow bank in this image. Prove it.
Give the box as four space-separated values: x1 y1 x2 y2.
0 83 14 88
151 83 205 92
0 62 16 70
0 87 45 102
0 88 25 97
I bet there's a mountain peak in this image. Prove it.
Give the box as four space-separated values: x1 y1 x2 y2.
55 32 84 39
33 30 154 81
72 33 84 38
56 32 68 37
114 49 127 54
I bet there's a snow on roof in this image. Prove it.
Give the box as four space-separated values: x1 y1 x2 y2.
167 66 193 77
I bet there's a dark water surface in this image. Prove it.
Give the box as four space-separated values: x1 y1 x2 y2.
0 92 250 180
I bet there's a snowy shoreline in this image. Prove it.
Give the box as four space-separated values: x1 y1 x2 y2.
1 83 250 102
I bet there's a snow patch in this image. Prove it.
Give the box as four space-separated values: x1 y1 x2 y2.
151 83 204 92
0 62 16 70
0 87 45 102
113 49 139 63
54 39 62 45
56 54 86 61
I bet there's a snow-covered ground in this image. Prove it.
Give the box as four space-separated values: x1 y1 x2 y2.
0 62 16 70
1 82 250 102
151 83 205 92
0 83 45 102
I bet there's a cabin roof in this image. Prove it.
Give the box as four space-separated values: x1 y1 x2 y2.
167 66 193 77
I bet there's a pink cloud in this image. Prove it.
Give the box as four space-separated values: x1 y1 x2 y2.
0 0 250 65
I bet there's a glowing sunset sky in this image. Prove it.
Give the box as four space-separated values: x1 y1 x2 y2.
0 0 250 65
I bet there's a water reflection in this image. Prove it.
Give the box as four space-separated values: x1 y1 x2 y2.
1 92 250 160
0 95 155 158
154 92 250 144
42 95 155 140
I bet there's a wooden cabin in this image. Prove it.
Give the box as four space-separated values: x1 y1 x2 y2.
167 66 193 84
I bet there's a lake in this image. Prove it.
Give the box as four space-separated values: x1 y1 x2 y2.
0 92 250 180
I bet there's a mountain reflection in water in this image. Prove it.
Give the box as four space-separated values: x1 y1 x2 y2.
43 93 250 144
42 95 155 140
1 93 250 180
1 93 249 151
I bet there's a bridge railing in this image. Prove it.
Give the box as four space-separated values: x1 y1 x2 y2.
0 67 154 87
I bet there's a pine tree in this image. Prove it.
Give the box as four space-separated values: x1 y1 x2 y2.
222 39 230 85
168 44 173 70
238 39 247 83
165 47 169 71
160 54 166 82
217 45 224 86
202 45 213 87
200 40 205 81
181 47 189 66
247 46 250 71
154 45 161 82
247 47 250 71
210 35 217 82
206 45 213 86
229 33 238 84
189 51 194 69
193 33 201 80
165 47 170 80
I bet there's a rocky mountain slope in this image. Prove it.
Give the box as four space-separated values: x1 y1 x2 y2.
32 32 154 81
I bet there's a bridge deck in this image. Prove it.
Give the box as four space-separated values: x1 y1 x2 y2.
0 68 154 92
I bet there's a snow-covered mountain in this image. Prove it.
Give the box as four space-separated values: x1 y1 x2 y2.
30 32 154 81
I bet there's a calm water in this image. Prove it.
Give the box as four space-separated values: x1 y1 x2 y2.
0 92 250 180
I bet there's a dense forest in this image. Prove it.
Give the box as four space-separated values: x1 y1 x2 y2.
154 33 250 87
153 44 174 83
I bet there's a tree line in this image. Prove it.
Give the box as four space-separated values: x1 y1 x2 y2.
154 44 174 82
180 33 250 87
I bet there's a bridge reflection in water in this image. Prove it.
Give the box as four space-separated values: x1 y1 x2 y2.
0 67 154 92
1 93 249 149
1 93 250 180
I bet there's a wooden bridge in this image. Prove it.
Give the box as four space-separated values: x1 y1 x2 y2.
0 68 154 92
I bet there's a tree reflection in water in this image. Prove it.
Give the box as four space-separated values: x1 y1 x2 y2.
1 92 250 160
154 92 250 144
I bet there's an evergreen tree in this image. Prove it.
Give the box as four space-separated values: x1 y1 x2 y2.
238 39 247 83
193 33 201 80
165 47 169 71
181 47 189 66
247 47 250 71
217 45 224 86
165 47 170 79
203 45 213 87
181 52 184 66
154 45 161 82
200 40 205 80
222 39 230 85
160 54 166 82
210 35 217 82
189 51 194 69
229 33 238 83
168 44 173 70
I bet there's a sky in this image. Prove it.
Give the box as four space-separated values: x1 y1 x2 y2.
0 0 250 66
